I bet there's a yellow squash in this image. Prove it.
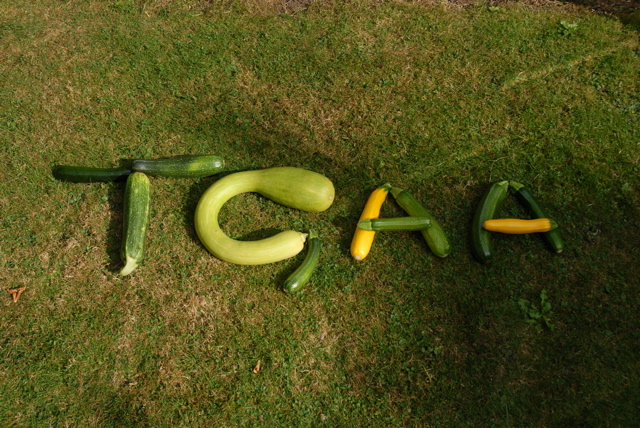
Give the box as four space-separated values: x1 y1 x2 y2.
350 183 391 261
482 218 558 234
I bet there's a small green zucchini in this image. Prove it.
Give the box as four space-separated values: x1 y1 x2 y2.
53 165 131 183
120 172 151 276
195 167 335 265
357 217 431 231
509 181 565 253
389 187 450 258
131 154 224 178
471 181 509 264
283 231 321 293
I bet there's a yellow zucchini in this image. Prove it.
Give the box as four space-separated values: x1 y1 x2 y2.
350 183 391 261
483 218 558 234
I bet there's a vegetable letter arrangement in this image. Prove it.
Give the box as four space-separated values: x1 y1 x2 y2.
53 154 227 276
54 154 564 289
350 184 450 261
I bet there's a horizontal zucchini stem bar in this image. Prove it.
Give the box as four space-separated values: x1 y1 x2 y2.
357 217 432 231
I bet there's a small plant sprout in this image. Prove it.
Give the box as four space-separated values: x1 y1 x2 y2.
559 21 579 36
519 289 555 331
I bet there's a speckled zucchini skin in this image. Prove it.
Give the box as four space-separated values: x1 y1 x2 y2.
132 155 224 178
120 172 151 276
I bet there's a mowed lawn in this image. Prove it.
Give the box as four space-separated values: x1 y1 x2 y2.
1 0 639 426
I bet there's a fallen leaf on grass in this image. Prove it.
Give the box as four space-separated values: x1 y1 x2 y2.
7 287 26 303
253 360 261 374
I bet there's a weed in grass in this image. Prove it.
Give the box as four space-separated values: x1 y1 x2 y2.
559 20 580 36
519 289 555 332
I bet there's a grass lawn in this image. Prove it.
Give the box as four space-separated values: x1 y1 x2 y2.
1 0 639 426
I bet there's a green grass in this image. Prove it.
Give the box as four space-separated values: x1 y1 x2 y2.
1 0 639 426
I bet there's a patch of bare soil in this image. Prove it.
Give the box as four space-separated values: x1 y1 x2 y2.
442 0 639 27
564 0 639 17
431 1 634 25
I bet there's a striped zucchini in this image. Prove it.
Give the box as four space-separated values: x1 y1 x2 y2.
120 172 151 276
132 154 224 178
195 167 334 265
283 231 321 293
471 181 509 264
509 181 565 253
390 187 450 258
53 165 131 183
483 218 558 234
350 183 391 261
357 217 431 231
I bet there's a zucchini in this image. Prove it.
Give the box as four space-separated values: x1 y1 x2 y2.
194 167 335 265
120 172 151 276
53 165 131 183
283 231 321 293
509 181 565 253
471 181 509 264
483 218 558 234
357 217 431 231
389 187 450 258
350 183 391 261
131 154 224 178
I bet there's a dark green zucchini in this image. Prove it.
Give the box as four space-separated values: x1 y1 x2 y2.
53 165 131 183
509 181 565 253
390 187 450 258
471 181 509 264
357 217 431 231
283 231 321 293
120 172 151 276
131 154 224 178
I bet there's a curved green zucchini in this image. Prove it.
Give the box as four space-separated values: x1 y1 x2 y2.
510 181 565 253
53 165 131 183
194 167 335 265
120 172 151 276
471 181 509 264
389 187 450 257
357 217 431 231
283 231 321 293
131 154 224 178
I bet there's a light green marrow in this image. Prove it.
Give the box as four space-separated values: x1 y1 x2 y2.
120 172 151 276
194 167 335 265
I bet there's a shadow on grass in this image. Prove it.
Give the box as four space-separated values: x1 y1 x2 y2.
560 0 640 29
104 181 126 274
96 389 150 428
